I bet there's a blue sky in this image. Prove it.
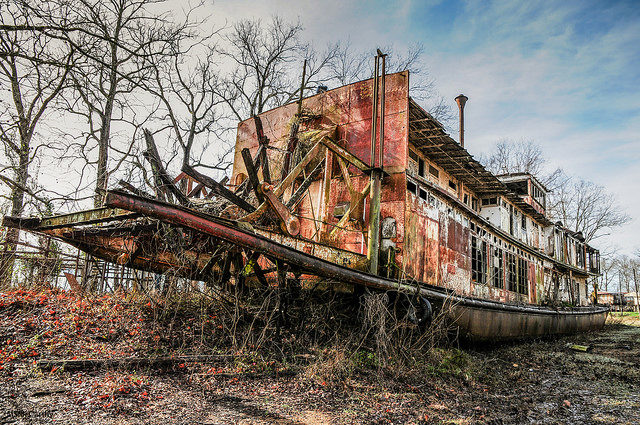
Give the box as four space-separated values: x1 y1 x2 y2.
197 0 640 254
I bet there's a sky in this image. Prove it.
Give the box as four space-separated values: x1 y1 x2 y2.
201 0 640 255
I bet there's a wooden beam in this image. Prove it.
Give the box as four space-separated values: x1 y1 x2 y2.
143 130 190 206
322 138 369 172
118 180 153 199
327 181 370 239
187 183 205 198
241 147 265 204
182 164 255 213
336 156 354 196
286 159 324 210
238 141 325 223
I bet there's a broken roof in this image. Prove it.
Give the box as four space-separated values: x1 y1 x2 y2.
408 98 553 226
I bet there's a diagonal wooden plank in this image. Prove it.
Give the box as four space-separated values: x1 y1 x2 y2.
327 181 371 239
182 164 255 213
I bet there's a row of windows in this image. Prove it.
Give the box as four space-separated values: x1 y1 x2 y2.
409 149 463 198
407 180 439 207
410 149 440 179
471 236 529 295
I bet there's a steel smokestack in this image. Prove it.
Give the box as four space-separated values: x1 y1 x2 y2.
455 94 468 148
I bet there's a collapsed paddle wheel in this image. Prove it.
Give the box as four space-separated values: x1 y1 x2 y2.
4 51 415 304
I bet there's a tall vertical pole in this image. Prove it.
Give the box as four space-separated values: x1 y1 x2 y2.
369 55 379 168
633 268 639 313
378 53 386 170
367 52 384 275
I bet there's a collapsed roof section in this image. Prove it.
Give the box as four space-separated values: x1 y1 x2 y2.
407 98 552 226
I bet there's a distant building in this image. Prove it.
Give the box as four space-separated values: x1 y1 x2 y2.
624 292 640 307
597 291 616 305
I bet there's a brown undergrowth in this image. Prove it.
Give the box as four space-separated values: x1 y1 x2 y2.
2 286 639 424
0 284 465 397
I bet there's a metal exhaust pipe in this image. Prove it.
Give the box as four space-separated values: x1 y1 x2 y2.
455 94 468 148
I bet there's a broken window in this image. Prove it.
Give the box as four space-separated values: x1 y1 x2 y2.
471 197 478 211
491 246 504 289
448 180 457 191
419 188 427 200
471 236 487 284
506 252 516 292
418 158 425 177
521 214 527 231
532 183 546 208
429 164 439 178
517 257 529 295
463 194 469 205
407 181 417 195
509 205 515 235
482 197 498 206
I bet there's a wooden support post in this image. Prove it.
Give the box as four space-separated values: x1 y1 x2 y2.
74 249 80 279
319 149 333 241
143 129 190 206
241 148 265 204
368 171 382 274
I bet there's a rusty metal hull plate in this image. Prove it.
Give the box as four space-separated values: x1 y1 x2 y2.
449 304 609 341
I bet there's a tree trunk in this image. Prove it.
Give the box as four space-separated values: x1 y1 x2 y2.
0 135 30 289
633 268 639 314
93 40 118 208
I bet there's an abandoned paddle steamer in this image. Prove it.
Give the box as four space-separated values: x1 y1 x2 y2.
3 57 608 340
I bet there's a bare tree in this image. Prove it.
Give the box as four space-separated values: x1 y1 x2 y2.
217 17 306 122
480 139 548 177
326 42 453 125
143 40 231 174
0 0 72 287
19 0 196 207
614 255 640 311
599 253 618 292
549 178 630 243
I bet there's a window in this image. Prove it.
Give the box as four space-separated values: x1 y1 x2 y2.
517 257 529 295
471 236 487 284
418 158 425 177
471 197 478 211
532 183 546 208
491 247 504 289
506 252 516 292
482 197 498 206
407 181 417 194
509 205 515 235
419 188 427 200
429 164 439 178
521 214 527 230
448 180 457 191
409 149 418 162
463 194 469 205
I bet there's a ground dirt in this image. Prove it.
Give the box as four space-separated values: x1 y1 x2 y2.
1 289 638 424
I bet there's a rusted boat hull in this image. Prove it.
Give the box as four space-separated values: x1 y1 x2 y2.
448 303 608 341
